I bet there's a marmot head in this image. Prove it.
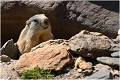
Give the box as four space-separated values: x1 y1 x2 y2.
26 14 50 32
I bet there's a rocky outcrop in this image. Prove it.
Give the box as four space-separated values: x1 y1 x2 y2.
15 45 73 73
1 0 119 79
1 0 119 45
68 30 118 58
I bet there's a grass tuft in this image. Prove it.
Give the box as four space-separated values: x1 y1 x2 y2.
19 66 54 79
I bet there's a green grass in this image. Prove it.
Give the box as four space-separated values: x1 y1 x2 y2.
19 66 54 79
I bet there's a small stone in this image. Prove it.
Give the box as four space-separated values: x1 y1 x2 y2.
77 69 82 72
0 55 11 62
111 51 120 58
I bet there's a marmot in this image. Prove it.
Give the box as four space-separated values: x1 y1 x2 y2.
17 14 53 54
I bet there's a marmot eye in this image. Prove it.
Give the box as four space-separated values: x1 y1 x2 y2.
33 19 38 22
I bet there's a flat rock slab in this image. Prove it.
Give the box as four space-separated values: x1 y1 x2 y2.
15 45 73 73
97 57 120 67
68 30 117 58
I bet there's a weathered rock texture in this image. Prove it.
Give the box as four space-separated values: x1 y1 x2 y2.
31 39 68 51
68 30 118 58
86 68 112 79
1 0 119 45
15 45 73 73
0 60 19 79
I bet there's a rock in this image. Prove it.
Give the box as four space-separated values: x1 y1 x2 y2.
31 39 68 51
77 69 82 72
93 64 112 73
86 64 113 79
0 60 19 79
74 57 92 70
0 55 11 62
0 39 19 59
97 57 120 67
69 30 118 58
111 51 120 58
86 68 112 79
15 45 73 73
1 1 119 45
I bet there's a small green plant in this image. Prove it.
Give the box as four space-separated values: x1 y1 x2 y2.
19 66 54 79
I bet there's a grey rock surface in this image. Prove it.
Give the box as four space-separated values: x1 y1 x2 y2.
111 51 120 58
97 57 120 67
86 68 112 79
1 0 119 45
85 64 114 79
94 64 112 72
68 30 118 58
0 39 19 59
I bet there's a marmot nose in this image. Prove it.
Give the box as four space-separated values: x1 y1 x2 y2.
44 18 49 25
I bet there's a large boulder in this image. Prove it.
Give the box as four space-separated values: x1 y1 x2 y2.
68 30 118 58
15 45 73 73
1 0 119 45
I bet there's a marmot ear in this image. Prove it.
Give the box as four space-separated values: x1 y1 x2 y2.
26 20 31 26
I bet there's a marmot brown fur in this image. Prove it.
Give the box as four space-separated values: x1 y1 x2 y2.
17 14 53 54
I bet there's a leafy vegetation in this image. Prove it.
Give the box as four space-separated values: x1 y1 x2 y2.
19 66 54 79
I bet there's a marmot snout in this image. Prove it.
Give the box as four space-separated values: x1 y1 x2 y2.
17 14 53 54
